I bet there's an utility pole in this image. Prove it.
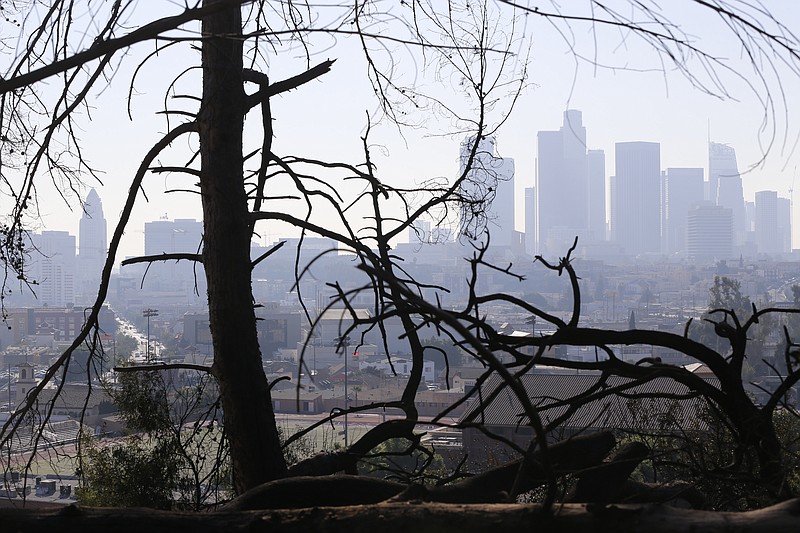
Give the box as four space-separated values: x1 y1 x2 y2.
336 335 351 447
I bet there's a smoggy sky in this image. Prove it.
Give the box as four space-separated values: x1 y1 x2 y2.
12 1 800 260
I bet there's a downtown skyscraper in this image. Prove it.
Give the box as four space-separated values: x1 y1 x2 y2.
663 168 704 255
29 230 76 307
139 218 206 297
611 142 661 255
77 188 108 300
458 136 517 248
709 142 746 248
754 190 792 255
536 110 602 255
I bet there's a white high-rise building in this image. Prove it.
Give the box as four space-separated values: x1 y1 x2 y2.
611 142 661 255
142 218 204 292
755 190 780 255
458 136 516 247
145 218 204 256
78 189 107 300
29 231 76 307
687 203 733 259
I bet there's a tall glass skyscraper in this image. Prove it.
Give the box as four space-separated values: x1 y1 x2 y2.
536 110 594 255
709 142 745 247
611 142 661 255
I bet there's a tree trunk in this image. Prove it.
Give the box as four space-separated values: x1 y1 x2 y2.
199 0 287 492
753 418 793 501
727 396 792 501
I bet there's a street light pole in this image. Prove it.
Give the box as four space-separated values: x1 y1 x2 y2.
344 337 349 448
143 308 159 362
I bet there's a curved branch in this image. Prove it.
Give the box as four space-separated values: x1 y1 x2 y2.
245 59 337 109
0 1 250 93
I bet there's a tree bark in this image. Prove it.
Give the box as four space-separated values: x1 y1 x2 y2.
199 0 287 492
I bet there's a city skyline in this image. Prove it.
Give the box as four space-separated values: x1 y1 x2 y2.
20 3 800 263
28 148 796 280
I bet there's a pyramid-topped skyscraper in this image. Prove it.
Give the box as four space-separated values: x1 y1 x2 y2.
77 188 108 300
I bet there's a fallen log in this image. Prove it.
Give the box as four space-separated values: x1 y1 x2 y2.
227 431 616 509
2 499 800 533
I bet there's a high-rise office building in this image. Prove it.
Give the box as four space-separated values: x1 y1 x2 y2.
143 218 204 292
144 218 203 256
709 142 746 246
524 186 536 255
409 220 432 244
663 168 704 255
458 136 515 247
587 149 606 242
778 197 792 253
536 110 590 255
755 190 780 255
611 142 661 255
29 230 77 307
687 203 733 259
77 188 107 300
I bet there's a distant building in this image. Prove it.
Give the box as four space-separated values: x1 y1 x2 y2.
687 203 733 259
755 190 780 255
359 356 435 383
182 308 301 359
15 361 36 403
611 142 661 255
252 237 339 280
409 220 432 244
77 189 107 302
587 149 606 243
709 142 746 247
145 218 203 258
537 110 591 255
459 136 516 247
524 186 536 255
778 197 792 254
663 168 704 255
1 305 116 346
141 218 204 295
28 231 76 307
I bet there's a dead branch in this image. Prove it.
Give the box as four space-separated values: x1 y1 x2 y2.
121 253 203 267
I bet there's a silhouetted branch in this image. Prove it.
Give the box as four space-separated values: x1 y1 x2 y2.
122 252 203 266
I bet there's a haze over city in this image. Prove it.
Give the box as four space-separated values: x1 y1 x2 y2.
5 0 800 521
20 1 800 260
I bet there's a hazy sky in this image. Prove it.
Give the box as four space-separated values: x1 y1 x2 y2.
16 1 800 260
